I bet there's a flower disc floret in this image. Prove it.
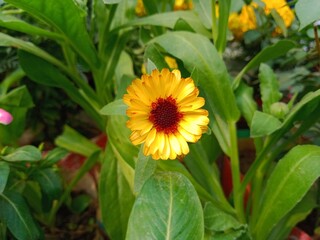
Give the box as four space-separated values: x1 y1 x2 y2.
123 68 209 160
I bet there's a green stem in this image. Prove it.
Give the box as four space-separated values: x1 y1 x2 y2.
0 67 25 95
228 121 246 223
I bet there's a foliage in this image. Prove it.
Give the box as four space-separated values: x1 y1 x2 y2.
0 0 320 239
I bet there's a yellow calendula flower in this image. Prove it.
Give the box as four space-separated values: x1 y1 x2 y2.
123 68 209 160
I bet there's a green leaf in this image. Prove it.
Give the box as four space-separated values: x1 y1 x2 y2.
296 0 320 30
151 31 240 122
253 145 320 240
216 0 231 53
42 147 69 167
235 83 257 127
204 202 243 232
250 111 282 138
100 99 127 116
193 0 212 29
18 51 103 129
268 189 317 240
270 9 287 37
1 146 41 162
0 13 63 40
233 40 296 89
126 11 210 37
99 145 135 240
103 0 122 4
0 191 40 240
133 146 157 194
5 0 99 68
259 63 282 114
126 172 204 240
31 168 63 200
0 162 10 193
55 125 101 157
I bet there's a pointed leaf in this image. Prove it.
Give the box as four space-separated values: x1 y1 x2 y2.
0 191 40 240
100 99 127 116
1 146 41 162
126 172 204 240
233 40 296 89
253 145 320 240
250 111 282 138
259 63 282 114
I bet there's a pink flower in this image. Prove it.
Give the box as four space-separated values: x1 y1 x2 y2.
0 109 13 125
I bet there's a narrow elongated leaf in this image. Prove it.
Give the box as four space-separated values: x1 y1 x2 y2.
18 51 103 129
1 146 41 162
0 162 10 193
0 13 62 40
100 99 127 116
103 0 122 4
216 0 231 53
296 0 320 30
250 111 282 138
55 125 100 157
0 191 40 240
253 145 320 240
259 63 282 114
233 40 296 89
99 145 135 240
5 0 99 68
126 172 204 240
151 31 240 122
134 146 157 194
42 147 68 167
126 11 210 37
235 83 257 127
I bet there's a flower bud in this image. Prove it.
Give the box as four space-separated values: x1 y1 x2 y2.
0 109 13 125
270 102 289 120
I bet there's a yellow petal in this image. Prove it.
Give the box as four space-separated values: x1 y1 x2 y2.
168 134 182 155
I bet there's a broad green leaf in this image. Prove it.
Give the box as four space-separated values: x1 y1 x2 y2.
250 111 282 138
1 146 41 162
233 40 296 89
296 0 320 30
55 125 100 157
235 83 257 127
31 168 63 201
193 0 212 29
99 145 135 240
100 99 127 116
18 51 103 129
0 13 62 40
253 145 320 240
151 31 240 122
268 189 317 240
133 146 157 194
126 11 210 37
0 162 10 193
204 202 242 232
0 86 33 145
0 191 40 240
126 172 204 240
23 181 42 214
5 0 99 68
259 63 282 114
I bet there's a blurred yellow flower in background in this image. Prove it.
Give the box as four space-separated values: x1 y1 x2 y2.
123 68 209 160
135 0 192 16
228 0 295 39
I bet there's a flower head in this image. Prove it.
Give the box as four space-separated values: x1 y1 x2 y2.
123 68 209 160
0 108 13 125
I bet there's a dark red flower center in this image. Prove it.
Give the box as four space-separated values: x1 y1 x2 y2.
149 96 183 134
